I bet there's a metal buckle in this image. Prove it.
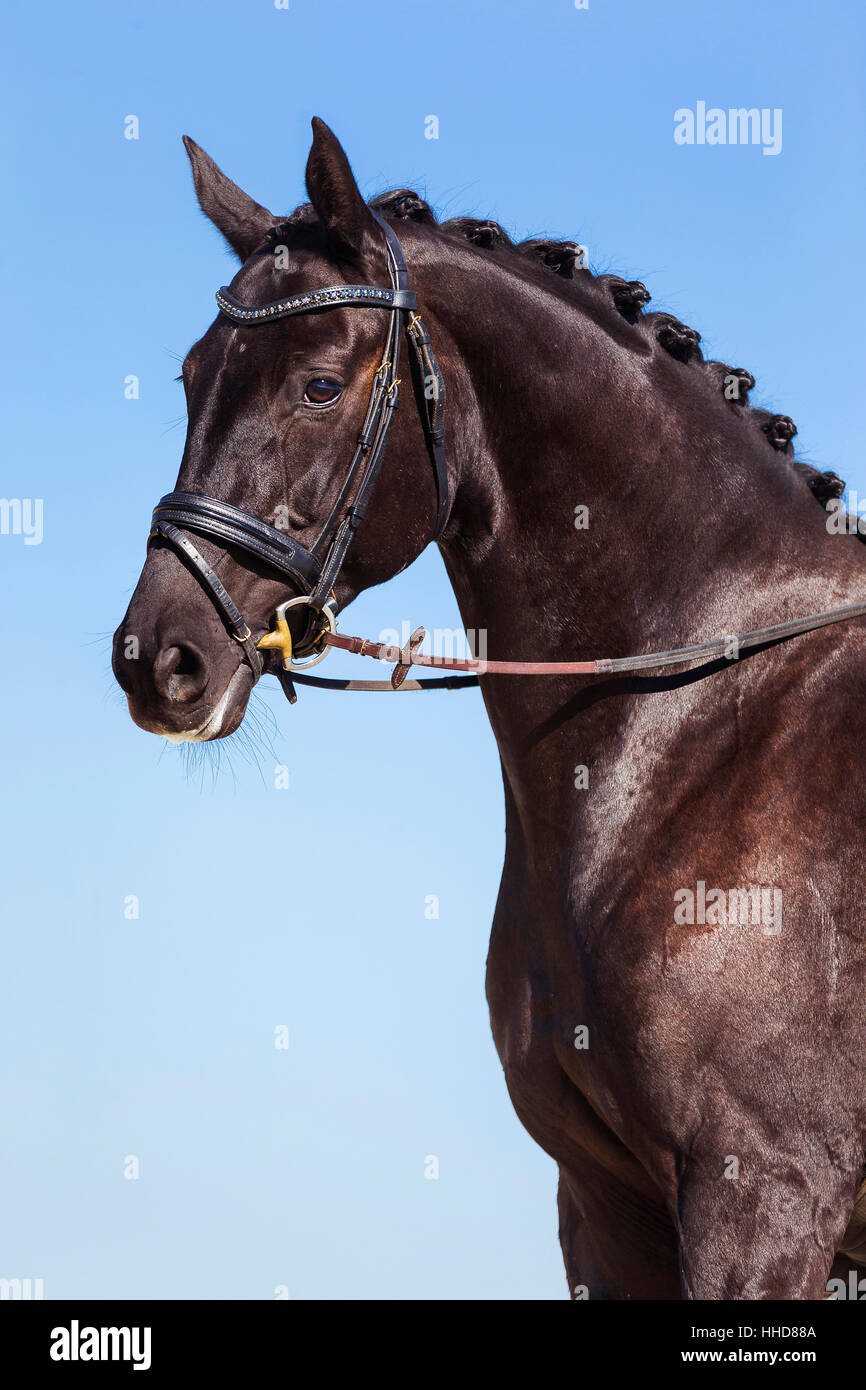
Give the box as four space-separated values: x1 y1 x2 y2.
256 595 337 670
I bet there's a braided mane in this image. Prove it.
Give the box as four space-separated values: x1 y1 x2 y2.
366 189 846 522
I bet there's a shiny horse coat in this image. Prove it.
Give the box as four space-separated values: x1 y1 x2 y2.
114 119 866 1297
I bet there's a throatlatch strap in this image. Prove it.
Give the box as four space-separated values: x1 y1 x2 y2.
406 315 448 536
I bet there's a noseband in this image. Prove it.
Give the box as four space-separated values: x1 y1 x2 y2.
149 210 449 690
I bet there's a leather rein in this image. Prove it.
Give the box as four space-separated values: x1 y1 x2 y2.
148 213 866 704
297 599 866 696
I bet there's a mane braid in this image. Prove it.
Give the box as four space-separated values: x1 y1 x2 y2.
362 189 850 525
269 186 849 526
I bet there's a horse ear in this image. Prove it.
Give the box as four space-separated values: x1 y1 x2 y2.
182 136 274 262
305 117 377 262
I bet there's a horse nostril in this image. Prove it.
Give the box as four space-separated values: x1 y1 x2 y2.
152 642 208 704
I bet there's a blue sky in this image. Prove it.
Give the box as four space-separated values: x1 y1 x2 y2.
1 0 864 1299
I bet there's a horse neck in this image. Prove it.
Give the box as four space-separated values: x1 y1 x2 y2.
418 244 862 763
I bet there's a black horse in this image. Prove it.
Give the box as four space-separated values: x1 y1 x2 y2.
114 118 866 1299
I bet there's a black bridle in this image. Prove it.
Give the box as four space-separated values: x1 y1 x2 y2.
145 209 866 705
149 210 448 689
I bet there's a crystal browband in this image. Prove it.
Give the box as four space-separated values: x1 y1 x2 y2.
215 284 417 323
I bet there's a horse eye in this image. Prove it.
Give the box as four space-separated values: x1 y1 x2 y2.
303 377 342 407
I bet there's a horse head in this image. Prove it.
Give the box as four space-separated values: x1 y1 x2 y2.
113 118 450 740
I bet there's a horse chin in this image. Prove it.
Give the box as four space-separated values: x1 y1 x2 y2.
157 664 254 743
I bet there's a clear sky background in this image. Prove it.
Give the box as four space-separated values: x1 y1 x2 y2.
1 0 864 1300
